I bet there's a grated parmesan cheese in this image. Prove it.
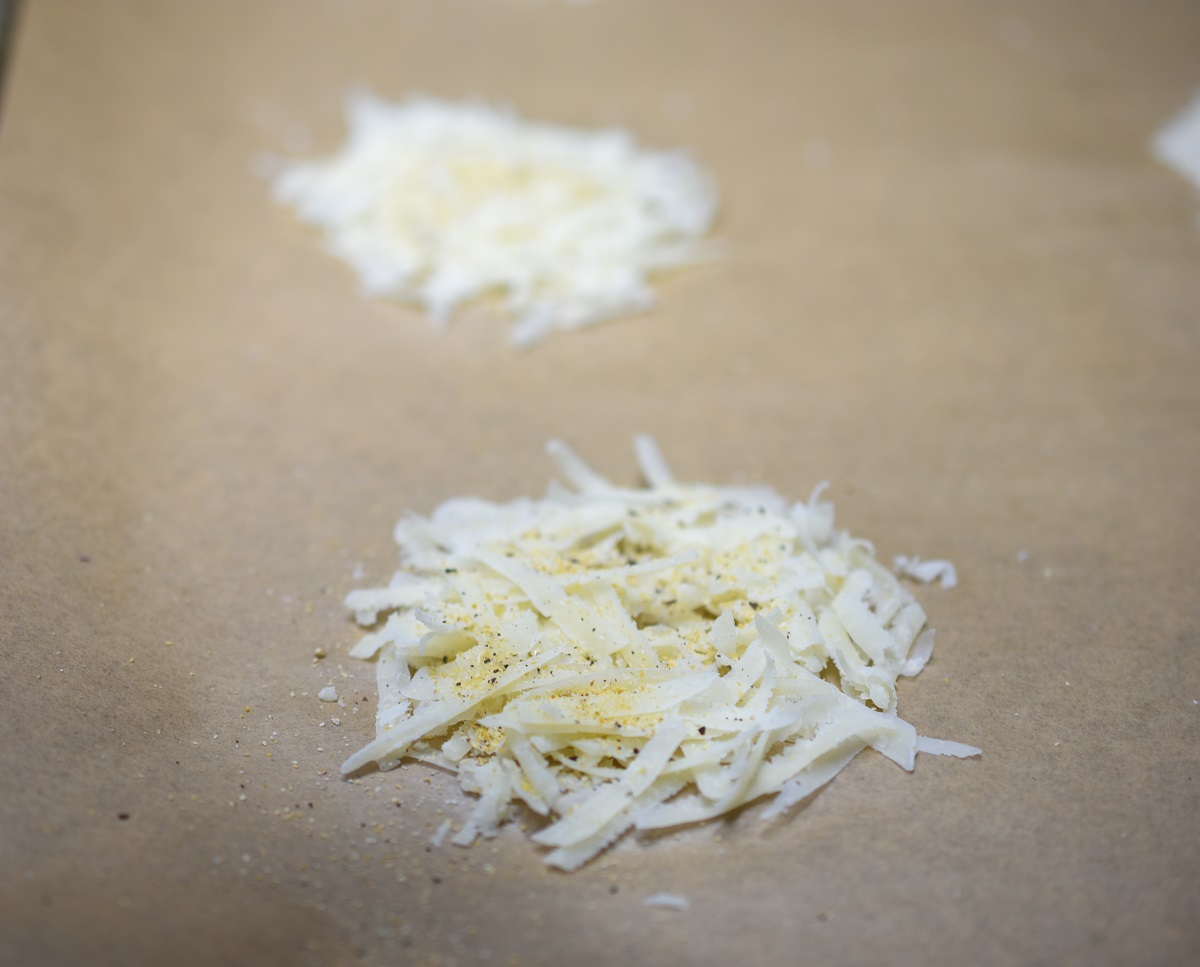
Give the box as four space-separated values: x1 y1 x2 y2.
272 93 719 346
341 438 978 870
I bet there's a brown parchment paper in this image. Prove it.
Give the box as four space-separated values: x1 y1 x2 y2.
2 2 1199 965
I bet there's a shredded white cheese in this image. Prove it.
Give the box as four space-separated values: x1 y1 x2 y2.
342 438 978 870
272 93 719 346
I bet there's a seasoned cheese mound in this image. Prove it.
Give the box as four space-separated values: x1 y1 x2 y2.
343 438 978 870
273 93 718 347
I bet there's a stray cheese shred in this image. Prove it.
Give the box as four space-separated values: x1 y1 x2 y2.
342 438 979 870
272 93 719 346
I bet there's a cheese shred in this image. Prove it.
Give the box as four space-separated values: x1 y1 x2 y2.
342 438 978 870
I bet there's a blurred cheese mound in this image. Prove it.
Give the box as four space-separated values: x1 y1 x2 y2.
1155 88 1200 227
273 94 718 346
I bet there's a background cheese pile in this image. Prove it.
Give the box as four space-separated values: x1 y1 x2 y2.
1154 88 1200 229
273 94 719 346
342 438 978 870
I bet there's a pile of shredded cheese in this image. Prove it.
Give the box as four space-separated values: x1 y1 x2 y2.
343 438 978 870
1154 88 1200 228
273 93 718 346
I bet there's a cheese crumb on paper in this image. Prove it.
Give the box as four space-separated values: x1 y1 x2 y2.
272 93 719 347
892 555 958 590
644 892 690 911
341 438 978 870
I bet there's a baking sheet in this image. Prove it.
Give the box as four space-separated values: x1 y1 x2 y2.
2 2 1199 964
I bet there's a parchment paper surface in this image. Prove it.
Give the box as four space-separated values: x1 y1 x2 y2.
2 3 1198 965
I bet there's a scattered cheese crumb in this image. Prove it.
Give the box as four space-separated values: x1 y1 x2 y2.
644 892 690 911
341 437 978 870
318 685 339 702
272 93 719 346
892 555 958 590
430 818 453 848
